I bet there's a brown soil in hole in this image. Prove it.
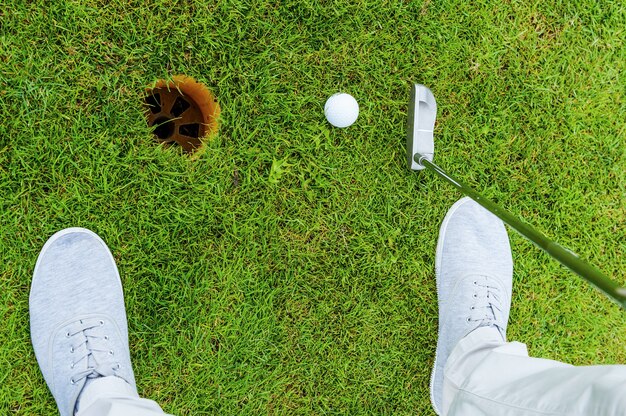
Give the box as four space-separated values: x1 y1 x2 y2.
145 75 220 153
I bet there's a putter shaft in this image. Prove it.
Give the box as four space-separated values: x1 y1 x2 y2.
415 154 626 310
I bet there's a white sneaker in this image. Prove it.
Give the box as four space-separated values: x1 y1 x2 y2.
430 197 513 415
30 228 137 416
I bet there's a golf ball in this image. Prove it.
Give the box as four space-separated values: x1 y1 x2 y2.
324 93 359 128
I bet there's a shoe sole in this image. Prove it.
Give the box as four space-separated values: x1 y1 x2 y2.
429 197 475 415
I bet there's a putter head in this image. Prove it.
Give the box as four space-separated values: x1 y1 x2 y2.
406 84 437 170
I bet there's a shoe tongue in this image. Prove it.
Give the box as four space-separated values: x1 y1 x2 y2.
495 325 506 341
471 276 506 336
87 348 97 376
485 303 506 340
82 324 117 378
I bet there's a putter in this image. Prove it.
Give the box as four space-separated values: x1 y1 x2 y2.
407 84 626 309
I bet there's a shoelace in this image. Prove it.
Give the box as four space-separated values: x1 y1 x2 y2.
66 318 120 385
468 278 506 332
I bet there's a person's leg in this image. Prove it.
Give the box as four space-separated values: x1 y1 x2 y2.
443 327 626 415
30 228 172 416
75 376 167 416
430 197 626 416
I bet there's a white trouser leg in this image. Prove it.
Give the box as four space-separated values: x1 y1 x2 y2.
443 327 626 416
75 376 172 416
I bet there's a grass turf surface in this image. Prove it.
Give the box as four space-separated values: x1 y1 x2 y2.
1 0 625 414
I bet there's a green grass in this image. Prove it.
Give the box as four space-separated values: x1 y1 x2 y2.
1 0 625 414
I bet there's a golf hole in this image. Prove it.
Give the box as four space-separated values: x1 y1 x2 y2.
145 75 220 153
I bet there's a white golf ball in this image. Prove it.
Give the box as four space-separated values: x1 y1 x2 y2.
324 93 359 128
